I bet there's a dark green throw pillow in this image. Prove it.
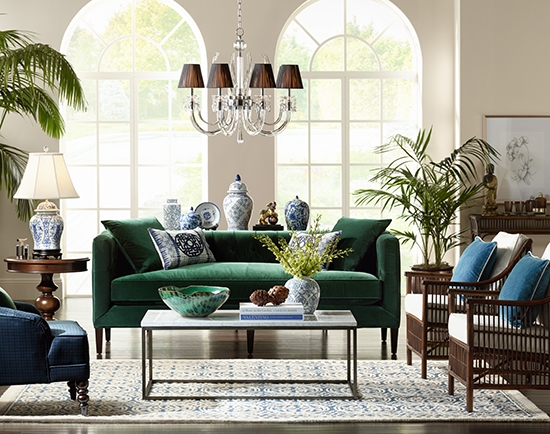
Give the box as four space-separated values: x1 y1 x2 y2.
101 217 164 273
0 287 17 310
330 217 392 271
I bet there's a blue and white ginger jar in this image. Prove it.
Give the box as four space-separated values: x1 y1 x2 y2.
284 196 310 231
180 207 202 230
223 174 254 230
29 201 64 251
163 199 181 231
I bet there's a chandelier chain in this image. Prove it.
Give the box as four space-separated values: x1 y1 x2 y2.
236 0 244 37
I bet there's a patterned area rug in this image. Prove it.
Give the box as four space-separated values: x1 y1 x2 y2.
0 359 548 423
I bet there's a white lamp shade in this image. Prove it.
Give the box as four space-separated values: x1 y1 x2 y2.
14 152 79 200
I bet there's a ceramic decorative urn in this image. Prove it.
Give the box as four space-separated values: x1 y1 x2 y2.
284 195 310 230
223 174 254 230
180 207 202 230
163 198 181 230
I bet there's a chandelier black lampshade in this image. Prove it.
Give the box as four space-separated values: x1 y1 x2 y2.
276 65 304 89
178 64 205 89
207 64 234 89
249 64 276 88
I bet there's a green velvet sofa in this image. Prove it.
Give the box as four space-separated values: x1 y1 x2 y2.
92 217 401 356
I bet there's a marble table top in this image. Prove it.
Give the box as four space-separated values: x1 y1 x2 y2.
141 309 357 329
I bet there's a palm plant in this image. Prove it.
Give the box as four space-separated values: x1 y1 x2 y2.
0 29 86 221
354 128 499 269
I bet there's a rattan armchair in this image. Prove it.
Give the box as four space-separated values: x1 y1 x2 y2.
405 235 532 378
447 290 550 411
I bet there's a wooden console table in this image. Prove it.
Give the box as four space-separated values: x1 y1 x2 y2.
4 257 89 320
469 214 550 240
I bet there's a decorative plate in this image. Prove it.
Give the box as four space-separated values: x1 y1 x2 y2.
195 202 221 229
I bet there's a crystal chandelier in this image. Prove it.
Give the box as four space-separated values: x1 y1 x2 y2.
178 0 303 143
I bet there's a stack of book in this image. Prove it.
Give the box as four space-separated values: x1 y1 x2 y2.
239 302 304 320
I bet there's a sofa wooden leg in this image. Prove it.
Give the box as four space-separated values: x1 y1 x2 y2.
390 328 398 359
67 380 76 400
105 327 111 342
77 380 89 416
247 329 255 356
95 328 103 354
381 328 387 343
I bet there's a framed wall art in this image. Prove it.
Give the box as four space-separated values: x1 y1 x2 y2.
483 115 550 201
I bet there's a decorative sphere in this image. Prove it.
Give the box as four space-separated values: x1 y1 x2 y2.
158 286 230 317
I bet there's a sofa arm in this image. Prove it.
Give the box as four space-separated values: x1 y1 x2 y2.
92 231 132 325
375 232 401 320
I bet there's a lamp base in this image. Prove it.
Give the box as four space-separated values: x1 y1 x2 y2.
32 249 62 260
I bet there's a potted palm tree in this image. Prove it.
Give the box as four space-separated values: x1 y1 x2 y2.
353 127 499 270
0 29 86 221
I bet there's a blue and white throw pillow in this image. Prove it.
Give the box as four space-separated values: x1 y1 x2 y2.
148 228 216 270
498 252 550 328
289 230 342 270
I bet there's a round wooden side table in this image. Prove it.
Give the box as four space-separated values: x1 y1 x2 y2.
4 257 89 320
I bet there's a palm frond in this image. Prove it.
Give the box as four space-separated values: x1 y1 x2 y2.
353 127 499 267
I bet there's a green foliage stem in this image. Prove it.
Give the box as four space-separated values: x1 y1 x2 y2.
253 215 352 279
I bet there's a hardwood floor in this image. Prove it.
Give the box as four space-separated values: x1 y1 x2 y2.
1 297 549 433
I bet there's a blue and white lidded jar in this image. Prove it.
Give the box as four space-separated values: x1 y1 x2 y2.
223 174 254 230
284 196 310 231
163 199 181 231
180 207 202 230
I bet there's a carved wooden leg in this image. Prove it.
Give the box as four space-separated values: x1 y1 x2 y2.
77 380 89 416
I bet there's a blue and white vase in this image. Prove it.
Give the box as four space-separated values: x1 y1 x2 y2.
29 201 63 252
284 196 310 230
163 199 181 230
180 207 202 230
223 174 254 230
285 276 320 314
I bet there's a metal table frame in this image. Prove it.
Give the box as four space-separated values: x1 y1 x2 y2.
141 309 358 400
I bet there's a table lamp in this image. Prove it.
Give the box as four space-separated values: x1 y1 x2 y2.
14 146 79 259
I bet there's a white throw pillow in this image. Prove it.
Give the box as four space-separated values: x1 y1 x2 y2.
148 228 216 270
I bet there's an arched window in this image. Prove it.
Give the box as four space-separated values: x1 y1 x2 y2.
60 0 207 295
276 0 420 273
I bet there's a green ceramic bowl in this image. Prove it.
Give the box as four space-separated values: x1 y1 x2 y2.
158 285 230 317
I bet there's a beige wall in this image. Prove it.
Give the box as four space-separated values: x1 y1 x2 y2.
1 0 548 298
459 0 550 255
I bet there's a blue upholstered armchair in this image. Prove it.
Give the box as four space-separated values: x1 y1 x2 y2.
0 300 90 416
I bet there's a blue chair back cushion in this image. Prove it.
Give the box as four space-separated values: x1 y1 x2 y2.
451 237 497 282
498 252 550 328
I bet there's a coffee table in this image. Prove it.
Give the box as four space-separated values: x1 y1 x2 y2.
141 309 358 400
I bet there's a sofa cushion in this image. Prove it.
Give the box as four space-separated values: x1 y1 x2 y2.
498 252 550 328
451 237 497 283
0 287 16 310
148 228 216 270
330 217 391 271
110 263 383 307
101 217 164 273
